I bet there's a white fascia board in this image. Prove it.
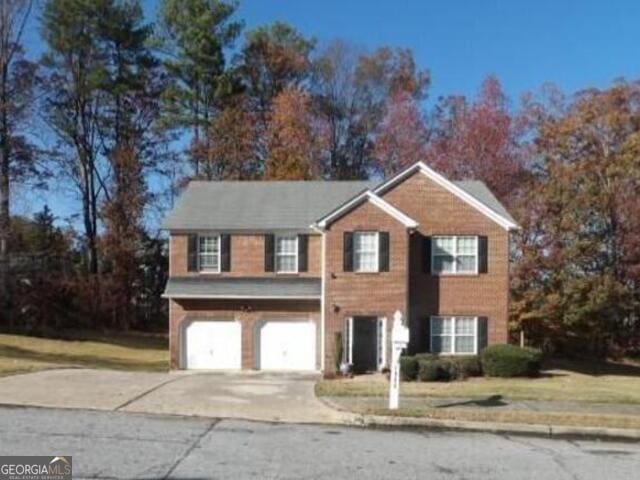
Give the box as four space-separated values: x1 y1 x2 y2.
316 191 418 229
373 162 520 231
367 192 419 228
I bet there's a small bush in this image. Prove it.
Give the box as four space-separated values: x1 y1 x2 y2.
481 344 542 377
402 354 482 382
400 356 419 380
418 358 442 381
454 356 483 378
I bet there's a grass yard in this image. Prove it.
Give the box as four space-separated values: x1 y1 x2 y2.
316 360 640 405
334 403 640 430
0 331 169 377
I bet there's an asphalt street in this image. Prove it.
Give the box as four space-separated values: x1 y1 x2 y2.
0 406 639 479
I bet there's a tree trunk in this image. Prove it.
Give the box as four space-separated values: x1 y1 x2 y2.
0 75 10 326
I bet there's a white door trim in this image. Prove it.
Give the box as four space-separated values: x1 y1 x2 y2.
377 316 387 370
344 317 354 365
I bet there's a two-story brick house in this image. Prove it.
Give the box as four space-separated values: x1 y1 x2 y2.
162 161 519 373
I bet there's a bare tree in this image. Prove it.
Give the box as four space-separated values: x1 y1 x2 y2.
0 0 36 325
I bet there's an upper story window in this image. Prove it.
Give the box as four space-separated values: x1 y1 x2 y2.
431 316 477 354
275 235 298 273
432 235 478 275
198 235 220 272
353 232 379 272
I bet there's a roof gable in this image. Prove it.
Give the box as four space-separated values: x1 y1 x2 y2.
373 162 519 231
315 191 419 229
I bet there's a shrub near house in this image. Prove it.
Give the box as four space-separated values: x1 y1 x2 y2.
400 345 542 381
481 344 542 377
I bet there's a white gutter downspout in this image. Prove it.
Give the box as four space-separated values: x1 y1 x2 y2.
311 224 326 372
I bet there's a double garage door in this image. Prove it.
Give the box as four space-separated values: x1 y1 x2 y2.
183 319 316 371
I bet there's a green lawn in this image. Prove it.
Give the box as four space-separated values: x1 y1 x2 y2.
316 360 640 405
0 332 169 376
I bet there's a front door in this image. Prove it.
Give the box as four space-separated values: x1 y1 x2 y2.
352 317 378 373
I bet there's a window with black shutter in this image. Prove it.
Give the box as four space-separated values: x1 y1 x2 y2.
187 234 198 272
478 236 488 273
378 232 390 272
221 234 231 272
422 236 431 273
264 234 275 272
343 232 353 272
298 234 308 272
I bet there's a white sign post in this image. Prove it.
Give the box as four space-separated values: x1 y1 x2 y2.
389 310 409 410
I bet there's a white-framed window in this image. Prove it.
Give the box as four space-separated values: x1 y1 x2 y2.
275 235 298 273
430 316 477 355
432 235 478 274
353 232 379 272
198 235 220 272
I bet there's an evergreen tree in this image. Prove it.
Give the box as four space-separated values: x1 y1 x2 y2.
158 0 242 177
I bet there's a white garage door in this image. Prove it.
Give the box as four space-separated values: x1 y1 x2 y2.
184 320 241 370
259 321 316 371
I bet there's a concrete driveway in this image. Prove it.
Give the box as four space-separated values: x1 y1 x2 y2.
0 369 348 424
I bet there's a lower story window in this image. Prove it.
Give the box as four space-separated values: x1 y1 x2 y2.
431 316 477 354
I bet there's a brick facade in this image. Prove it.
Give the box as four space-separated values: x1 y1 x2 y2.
381 171 510 354
323 200 410 372
170 233 321 277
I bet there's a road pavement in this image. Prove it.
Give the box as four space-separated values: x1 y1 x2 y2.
1 406 638 479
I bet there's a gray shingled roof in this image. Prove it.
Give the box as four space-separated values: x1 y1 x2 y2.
163 277 321 299
454 180 517 224
162 181 375 231
162 178 515 231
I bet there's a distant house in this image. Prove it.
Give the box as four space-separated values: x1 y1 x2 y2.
162 161 519 373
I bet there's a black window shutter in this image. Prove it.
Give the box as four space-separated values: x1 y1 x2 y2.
379 232 390 272
298 234 308 272
221 234 231 272
422 236 431 273
264 234 275 272
477 316 489 352
187 234 198 272
425 317 432 353
478 236 488 273
343 232 353 272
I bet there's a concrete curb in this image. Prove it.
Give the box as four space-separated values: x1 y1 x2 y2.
319 397 640 441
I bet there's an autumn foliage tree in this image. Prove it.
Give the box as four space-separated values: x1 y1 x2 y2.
426 76 530 207
374 90 428 177
265 87 324 180
511 81 640 356
197 96 260 180
312 42 429 179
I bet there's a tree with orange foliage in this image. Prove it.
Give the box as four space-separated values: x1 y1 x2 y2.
198 96 261 180
264 87 325 180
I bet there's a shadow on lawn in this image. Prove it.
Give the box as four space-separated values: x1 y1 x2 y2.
0 344 167 372
435 395 507 409
547 359 640 377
